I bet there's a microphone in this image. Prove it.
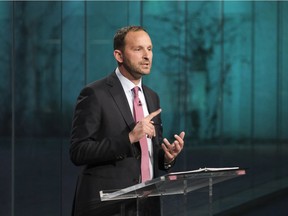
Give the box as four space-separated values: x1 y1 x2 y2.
138 100 142 106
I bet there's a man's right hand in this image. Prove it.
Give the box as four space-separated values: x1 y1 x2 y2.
129 109 161 144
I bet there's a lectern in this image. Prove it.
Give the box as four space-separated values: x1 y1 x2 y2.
100 167 246 216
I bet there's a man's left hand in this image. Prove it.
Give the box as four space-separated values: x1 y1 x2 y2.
161 131 185 164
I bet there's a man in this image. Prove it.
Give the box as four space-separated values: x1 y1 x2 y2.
70 26 185 216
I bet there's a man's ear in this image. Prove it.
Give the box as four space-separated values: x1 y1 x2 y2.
114 50 123 63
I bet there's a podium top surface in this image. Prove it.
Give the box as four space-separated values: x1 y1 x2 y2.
100 167 246 201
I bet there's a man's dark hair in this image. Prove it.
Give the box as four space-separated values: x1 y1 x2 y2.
113 26 147 51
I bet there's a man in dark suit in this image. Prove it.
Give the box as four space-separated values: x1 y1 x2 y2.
70 26 185 216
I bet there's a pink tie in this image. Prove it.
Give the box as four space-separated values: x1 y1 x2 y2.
133 86 151 182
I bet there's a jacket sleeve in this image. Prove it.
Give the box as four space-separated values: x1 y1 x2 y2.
69 86 133 166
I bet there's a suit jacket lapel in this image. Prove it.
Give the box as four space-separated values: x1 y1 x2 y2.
106 72 135 130
143 86 156 114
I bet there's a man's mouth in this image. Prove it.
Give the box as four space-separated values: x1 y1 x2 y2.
141 62 150 66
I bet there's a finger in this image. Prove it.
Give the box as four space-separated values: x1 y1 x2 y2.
173 141 183 154
173 140 179 149
179 131 185 139
163 138 175 152
175 135 184 154
174 133 184 145
173 142 181 153
162 138 171 147
161 143 173 155
145 109 162 121
148 121 158 137
162 143 175 159
161 142 170 154
161 142 168 151
145 123 156 135
153 125 156 137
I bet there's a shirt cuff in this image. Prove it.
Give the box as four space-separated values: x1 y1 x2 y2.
164 158 175 170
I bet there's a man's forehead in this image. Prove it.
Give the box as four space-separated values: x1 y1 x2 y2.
125 31 152 45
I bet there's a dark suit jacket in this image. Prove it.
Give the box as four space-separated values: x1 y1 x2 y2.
70 72 168 216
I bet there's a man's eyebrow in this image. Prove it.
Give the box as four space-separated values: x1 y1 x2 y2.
130 45 152 49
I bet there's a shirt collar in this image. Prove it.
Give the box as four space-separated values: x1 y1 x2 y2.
115 67 142 92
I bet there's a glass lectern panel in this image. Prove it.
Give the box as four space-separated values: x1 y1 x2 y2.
100 167 246 201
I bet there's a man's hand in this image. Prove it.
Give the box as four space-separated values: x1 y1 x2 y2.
162 131 185 163
129 109 162 144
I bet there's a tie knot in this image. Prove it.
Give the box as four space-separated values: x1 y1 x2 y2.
133 86 140 98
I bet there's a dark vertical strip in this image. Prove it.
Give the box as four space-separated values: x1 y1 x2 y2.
219 0 224 141
126 1 129 24
11 2 15 216
60 2 63 215
250 0 256 188
276 1 282 141
276 1 282 179
251 1 255 145
183 0 189 203
177 1 182 131
217 0 224 168
182 0 188 172
84 1 87 85
183 0 188 132
140 1 143 27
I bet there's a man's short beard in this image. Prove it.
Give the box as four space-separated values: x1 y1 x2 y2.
122 61 144 79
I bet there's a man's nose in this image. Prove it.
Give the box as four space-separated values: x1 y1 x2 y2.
142 49 150 59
